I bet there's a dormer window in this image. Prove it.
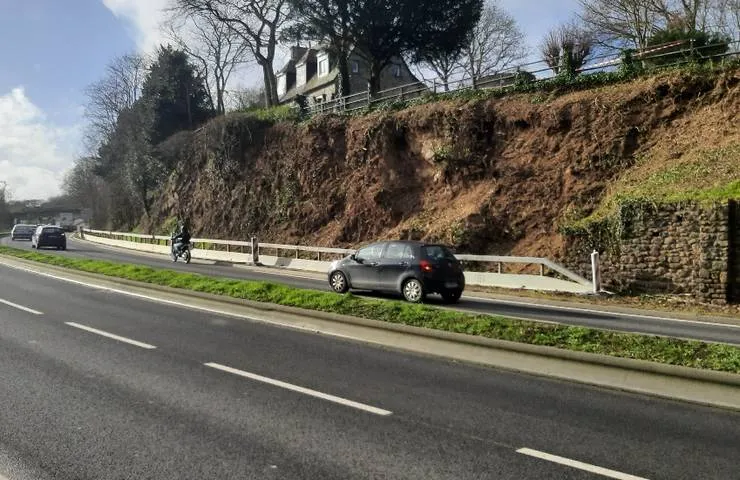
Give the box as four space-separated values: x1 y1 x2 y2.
392 65 401 77
319 58 329 76
297 62 307 86
351 61 359 73
277 74 287 96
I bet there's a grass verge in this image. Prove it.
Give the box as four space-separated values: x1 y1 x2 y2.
1 245 739 373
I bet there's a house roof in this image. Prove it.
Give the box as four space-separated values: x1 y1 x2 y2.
296 48 318 66
277 58 298 76
280 69 339 103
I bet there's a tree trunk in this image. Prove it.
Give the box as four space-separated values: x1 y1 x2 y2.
337 54 352 97
369 62 383 97
260 63 279 107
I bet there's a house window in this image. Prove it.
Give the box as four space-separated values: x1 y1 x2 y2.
277 75 286 96
392 65 401 77
297 64 307 86
319 59 329 76
351 61 359 73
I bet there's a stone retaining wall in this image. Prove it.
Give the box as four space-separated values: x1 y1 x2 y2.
565 201 739 304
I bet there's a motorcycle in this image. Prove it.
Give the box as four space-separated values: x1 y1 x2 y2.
170 235 193 264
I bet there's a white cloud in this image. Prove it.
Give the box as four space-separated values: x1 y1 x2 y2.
102 0 171 53
0 88 82 200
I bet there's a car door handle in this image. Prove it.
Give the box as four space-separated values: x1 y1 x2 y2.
368 262 379 267
399 261 409 266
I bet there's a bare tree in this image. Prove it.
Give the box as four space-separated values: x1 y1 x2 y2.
83 54 148 150
540 22 595 75
647 0 714 32
229 84 267 110
162 9 251 115
173 0 291 107
459 1 527 87
579 0 664 49
418 50 464 92
63 157 111 227
710 0 740 36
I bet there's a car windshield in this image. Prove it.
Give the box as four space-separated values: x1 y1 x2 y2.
422 245 457 261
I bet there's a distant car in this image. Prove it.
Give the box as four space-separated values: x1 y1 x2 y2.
31 225 67 250
10 224 37 241
328 240 465 303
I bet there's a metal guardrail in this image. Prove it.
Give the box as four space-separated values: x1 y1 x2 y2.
298 36 740 117
81 229 595 289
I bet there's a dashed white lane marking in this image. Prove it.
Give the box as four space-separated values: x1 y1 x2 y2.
204 362 392 416
65 322 157 350
516 448 650 480
0 298 43 315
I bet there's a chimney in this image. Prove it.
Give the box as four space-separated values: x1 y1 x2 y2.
290 46 307 61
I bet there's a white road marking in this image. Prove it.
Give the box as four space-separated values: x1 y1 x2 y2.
65 322 157 350
0 298 43 315
466 295 740 330
0 262 373 340
516 448 649 480
205 362 392 416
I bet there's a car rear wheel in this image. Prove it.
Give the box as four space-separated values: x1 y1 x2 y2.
402 278 425 303
329 271 349 293
441 290 462 304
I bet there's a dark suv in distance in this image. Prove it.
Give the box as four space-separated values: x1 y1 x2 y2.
31 225 67 250
328 241 465 303
10 224 36 240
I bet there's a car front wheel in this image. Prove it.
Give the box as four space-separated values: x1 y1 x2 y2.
329 271 349 294
402 278 425 303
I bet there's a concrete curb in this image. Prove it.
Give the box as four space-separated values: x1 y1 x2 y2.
1 254 739 411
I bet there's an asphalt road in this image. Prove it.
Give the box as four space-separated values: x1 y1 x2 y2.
0 262 738 479
3 237 740 345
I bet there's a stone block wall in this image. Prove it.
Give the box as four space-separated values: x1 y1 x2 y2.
564 201 739 304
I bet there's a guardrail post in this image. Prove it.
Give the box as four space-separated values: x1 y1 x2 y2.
539 264 545 276
497 262 502 274
591 250 602 293
251 236 259 264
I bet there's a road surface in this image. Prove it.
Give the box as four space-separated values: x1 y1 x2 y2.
0 262 738 479
3 236 740 345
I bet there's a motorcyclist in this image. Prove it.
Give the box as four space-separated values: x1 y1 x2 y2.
171 220 191 256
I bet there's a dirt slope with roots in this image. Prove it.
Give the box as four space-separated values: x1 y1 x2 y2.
146 68 740 261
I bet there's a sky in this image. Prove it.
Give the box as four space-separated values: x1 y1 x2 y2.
0 0 578 201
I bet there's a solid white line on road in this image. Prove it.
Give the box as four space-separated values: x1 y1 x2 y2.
516 448 649 480
0 298 43 315
468 296 740 330
65 322 157 350
0 263 373 340
204 362 392 416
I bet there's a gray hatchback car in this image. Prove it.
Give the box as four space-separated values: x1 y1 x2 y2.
328 241 465 303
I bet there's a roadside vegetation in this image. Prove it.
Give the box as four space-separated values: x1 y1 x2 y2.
1 245 738 374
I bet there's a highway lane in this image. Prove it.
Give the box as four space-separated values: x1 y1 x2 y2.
3 236 740 345
0 264 739 479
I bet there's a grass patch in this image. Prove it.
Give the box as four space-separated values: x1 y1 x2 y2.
239 104 300 123
1 245 739 373
562 143 740 242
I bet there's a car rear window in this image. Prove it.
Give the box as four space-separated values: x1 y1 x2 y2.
422 245 457 261
43 227 64 234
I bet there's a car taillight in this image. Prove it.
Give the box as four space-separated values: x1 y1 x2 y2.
420 260 434 272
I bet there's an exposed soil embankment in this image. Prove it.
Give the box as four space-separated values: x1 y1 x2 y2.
146 68 740 267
